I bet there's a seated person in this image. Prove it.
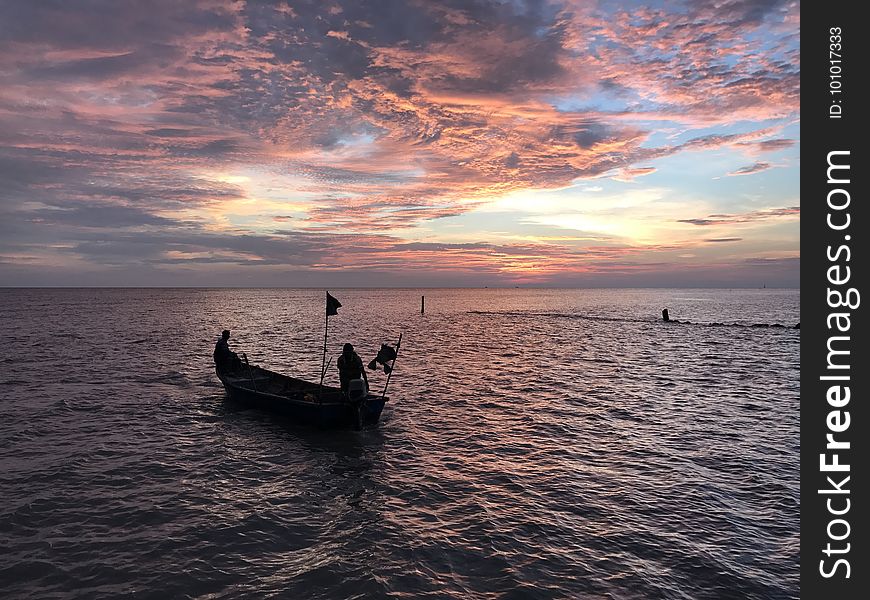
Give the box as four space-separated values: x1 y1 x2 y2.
214 329 241 372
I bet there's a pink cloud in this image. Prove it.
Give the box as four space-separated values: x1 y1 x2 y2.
0 0 800 283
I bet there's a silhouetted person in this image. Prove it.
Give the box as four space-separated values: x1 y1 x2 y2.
337 343 368 396
214 330 241 372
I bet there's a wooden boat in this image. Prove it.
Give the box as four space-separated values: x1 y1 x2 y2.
216 361 388 429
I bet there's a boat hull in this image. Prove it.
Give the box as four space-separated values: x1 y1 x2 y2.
216 366 387 429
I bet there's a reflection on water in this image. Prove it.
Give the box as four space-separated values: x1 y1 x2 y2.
0 288 799 599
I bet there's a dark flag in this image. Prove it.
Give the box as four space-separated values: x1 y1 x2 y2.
368 343 398 373
326 292 342 316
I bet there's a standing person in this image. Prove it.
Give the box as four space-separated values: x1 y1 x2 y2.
337 343 368 396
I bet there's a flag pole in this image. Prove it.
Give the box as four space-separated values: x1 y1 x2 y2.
318 291 329 396
380 332 402 401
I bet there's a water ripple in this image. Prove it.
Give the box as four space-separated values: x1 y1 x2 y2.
0 288 799 599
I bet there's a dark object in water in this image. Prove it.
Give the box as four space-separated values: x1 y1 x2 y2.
368 343 398 374
662 308 670 322
795 322 800 329
216 361 387 429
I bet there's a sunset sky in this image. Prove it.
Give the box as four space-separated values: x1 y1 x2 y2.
0 0 800 287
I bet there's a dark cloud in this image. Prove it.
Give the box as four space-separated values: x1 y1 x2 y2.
173 139 246 158
29 203 175 228
743 256 799 265
20 44 181 81
679 206 799 226
738 138 795 153
144 128 200 138
688 0 792 26
728 162 772 176
0 1 239 50
572 122 613 149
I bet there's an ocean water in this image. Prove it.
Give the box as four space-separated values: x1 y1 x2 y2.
0 288 799 599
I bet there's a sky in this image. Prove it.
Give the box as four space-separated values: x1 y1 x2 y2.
0 0 800 287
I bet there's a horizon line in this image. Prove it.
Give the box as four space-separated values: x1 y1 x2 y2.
0 285 801 290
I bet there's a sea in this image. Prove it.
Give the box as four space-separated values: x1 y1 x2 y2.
0 288 800 599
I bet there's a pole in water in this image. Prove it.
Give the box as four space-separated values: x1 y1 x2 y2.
662 308 670 322
421 295 425 314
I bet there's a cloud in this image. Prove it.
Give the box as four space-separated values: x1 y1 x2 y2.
727 162 772 176
28 202 176 228
612 167 657 182
736 138 796 154
0 0 800 285
678 206 799 226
